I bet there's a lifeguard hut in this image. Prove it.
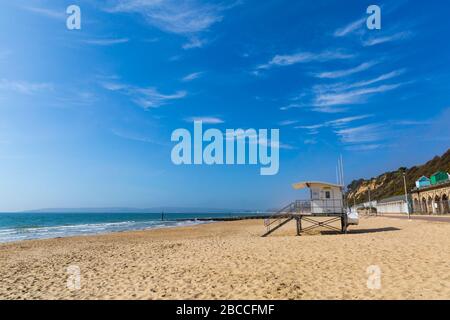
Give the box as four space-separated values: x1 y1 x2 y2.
263 181 357 237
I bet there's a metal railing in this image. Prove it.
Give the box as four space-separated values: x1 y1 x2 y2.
264 202 297 230
264 199 345 230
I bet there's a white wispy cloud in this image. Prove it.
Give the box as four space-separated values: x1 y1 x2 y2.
181 72 204 82
111 129 168 146
271 142 296 150
296 124 324 131
182 37 207 49
224 131 295 150
132 88 187 108
255 138 296 150
278 120 299 126
304 139 317 145
284 74 407 113
396 120 432 126
313 69 405 94
22 6 66 20
0 79 53 94
169 55 183 62
345 144 382 151
326 115 373 127
339 69 405 90
307 69 407 112
101 82 187 109
105 0 235 34
296 115 372 131
280 103 307 111
101 82 128 91
363 32 412 47
335 124 383 144
296 114 398 151
334 18 366 37
185 116 224 124
314 83 405 108
314 61 378 79
257 51 354 70
82 38 130 46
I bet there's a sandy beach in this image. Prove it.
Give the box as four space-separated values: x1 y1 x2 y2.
0 216 449 300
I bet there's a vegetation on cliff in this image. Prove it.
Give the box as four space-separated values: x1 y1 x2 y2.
346 149 450 204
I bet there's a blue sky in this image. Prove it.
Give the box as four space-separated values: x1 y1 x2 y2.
0 0 449 211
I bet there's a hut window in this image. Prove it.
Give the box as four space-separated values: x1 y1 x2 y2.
325 191 331 199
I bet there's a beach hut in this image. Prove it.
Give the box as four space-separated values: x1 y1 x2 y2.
430 171 449 185
415 176 431 189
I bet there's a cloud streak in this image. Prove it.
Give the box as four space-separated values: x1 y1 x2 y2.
105 0 235 35
0 79 53 95
181 72 204 82
82 38 130 46
257 51 354 70
185 116 224 124
335 124 384 144
101 81 187 109
111 129 168 146
363 31 413 46
314 61 378 79
22 6 66 20
334 18 365 37
314 83 404 108
296 114 372 131
182 37 207 49
313 69 405 93
345 144 382 151
278 120 299 126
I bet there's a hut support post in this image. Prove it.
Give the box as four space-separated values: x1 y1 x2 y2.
296 216 302 236
341 214 348 234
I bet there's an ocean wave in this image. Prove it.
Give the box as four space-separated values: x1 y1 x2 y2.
0 219 208 243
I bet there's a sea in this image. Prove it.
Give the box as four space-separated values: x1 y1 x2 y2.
0 212 259 243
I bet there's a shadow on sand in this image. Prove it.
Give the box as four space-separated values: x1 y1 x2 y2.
320 227 401 235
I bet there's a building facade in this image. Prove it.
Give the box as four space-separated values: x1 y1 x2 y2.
411 181 450 214
376 195 409 214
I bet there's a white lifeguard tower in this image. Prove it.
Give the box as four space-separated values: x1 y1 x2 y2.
292 181 344 214
263 181 357 237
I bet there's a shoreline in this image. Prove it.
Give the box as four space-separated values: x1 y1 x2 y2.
3 213 448 246
0 219 216 245
1 217 450 299
0 213 272 245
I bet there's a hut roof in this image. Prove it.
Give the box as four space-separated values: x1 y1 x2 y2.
292 181 343 190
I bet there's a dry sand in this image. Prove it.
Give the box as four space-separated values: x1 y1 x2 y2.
0 216 449 300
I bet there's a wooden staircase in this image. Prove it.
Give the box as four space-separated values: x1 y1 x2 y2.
262 202 298 237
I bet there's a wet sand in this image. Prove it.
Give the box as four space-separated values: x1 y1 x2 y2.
0 216 449 300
